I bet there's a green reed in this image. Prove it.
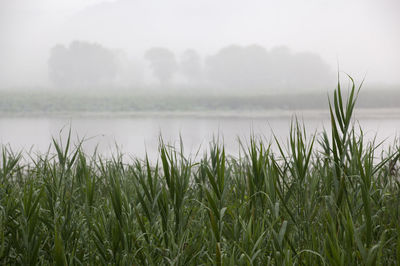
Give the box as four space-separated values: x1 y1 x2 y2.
0 77 399 265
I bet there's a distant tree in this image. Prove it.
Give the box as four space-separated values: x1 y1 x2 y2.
267 46 292 88
268 46 334 89
288 51 334 89
114 50 144 87
48 41 118 88
205 44 334 91
48 45 70 87
180 49 203 84
145 47 177 86
205 44 270 89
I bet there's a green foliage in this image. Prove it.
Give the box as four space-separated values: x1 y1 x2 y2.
0 77 399 265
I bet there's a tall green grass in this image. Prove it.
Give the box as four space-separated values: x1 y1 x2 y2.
0 78 399 265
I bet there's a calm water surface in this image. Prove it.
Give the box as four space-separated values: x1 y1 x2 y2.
0 113 398 161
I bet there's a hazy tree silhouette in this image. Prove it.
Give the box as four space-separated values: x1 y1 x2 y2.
205 45 270 89
268 46 334 89
145 47 177 86
205 44 334 91
288 51 334 89
180 49 203 84
48 41 118 88
113 50 144 87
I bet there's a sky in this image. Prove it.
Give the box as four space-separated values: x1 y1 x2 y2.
0 0 399 88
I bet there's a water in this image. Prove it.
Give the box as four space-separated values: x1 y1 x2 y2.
0 112 398 161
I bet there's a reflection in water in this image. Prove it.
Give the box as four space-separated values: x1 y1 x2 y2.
0 115 398 161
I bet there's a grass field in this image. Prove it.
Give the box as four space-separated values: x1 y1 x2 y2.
0 79 399 265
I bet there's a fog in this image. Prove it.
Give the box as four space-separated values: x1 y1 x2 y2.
1 0 399 91
1 3 400 261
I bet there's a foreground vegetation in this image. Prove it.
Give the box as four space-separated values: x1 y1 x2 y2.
1 79 400 265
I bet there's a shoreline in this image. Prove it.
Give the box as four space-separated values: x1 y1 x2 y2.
0 107 399 119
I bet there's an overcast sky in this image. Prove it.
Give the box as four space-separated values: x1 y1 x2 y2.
0 0 399 88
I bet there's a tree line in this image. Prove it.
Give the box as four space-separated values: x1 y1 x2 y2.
48 41 334 91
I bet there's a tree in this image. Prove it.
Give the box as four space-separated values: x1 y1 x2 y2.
268 46 334 89
48 41 118 88
205 44 270 89
180 49 203 84
145 47 177 86
205 44 334 92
